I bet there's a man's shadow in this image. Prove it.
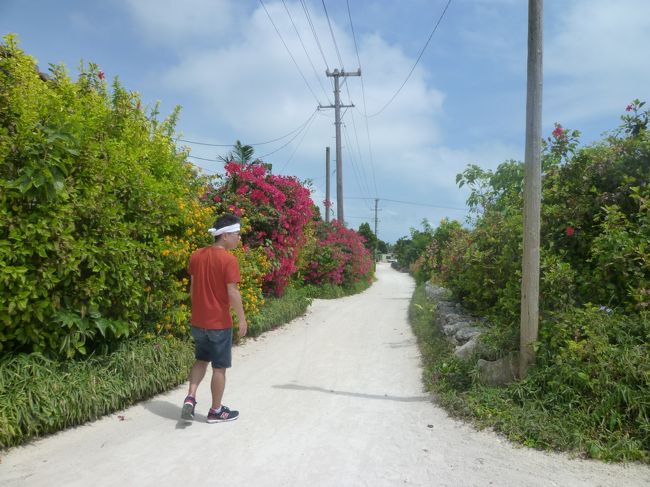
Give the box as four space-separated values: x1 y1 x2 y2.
143 399 202 429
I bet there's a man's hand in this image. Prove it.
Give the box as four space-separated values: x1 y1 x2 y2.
238 319 248 337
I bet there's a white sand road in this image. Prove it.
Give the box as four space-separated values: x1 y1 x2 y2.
1 263 648 486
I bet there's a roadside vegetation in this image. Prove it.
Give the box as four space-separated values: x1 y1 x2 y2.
404 101 649 463
0 36 374 448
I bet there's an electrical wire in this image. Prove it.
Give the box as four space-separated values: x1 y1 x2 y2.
347 196 467 212
346 0 378 197
277 110 319 173
187 154 223 162
176 109 317 147
321 0 345 69
184 111 318 163
364 0 452 118
342 123 373 211
257 109 319 159
300 0 330 72
281 0 332 104
259 0 323 105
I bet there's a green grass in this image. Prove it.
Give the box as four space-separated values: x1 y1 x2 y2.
247 285 313 338
408 283 649 463
0 337 194 449
302 279 373 299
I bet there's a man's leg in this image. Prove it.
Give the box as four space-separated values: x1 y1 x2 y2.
181 360 208 419
210 368 226 410
188 360 209 397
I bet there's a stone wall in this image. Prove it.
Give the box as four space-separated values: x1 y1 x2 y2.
424 283 519 386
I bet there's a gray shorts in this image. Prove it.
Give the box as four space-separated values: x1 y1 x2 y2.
190 326 233 369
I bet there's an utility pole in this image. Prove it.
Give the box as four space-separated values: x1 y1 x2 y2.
319 68 361 224
374 198 379 262
325 146 331 223
520 0 543 379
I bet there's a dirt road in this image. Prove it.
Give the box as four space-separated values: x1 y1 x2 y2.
1 263 647 486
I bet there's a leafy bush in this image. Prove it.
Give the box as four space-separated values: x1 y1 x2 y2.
509 307 650 461
0 36 213 357
422 102 650 353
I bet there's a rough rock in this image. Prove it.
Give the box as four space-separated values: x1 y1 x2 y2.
477 353 519 386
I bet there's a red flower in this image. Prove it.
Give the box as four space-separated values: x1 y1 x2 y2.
552 125 565 138
565 226 575 237
98 70 105 80
626 104 634 112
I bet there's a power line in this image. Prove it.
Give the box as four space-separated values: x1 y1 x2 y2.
184 111 318 163
176 109 317 147
347 196 467 212
259 0 323 105
365 0 452 118
347 0 378 197
277 110 319 173
187 154 222 162
281 0 332 104
342 123 373 211
257 110 319 159
321 0 345 69
300 0 330 72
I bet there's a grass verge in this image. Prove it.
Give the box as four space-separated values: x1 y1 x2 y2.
408 283 649 463
0 337 193 449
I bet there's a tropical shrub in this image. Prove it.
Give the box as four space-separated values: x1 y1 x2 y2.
205 162 314 296
425 102 649 344
393 219 436 273
0 36 213 357
299 219 374 287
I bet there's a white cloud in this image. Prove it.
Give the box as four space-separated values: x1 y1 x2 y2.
545 0 650 124
120 0 239 47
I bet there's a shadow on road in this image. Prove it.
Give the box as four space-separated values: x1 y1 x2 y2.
385 337 417 348
142 400 196 429
273 383 430 403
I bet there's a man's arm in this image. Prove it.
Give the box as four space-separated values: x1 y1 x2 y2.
227 282 247 337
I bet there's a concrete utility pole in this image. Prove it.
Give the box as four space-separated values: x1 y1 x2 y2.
319 68 361 224
325 146 331 223
519 0 543 379
374 198 379 262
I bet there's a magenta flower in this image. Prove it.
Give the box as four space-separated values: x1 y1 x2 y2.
97 70 105 80
565 226 575 237
552 125 565 138
626 104 634 112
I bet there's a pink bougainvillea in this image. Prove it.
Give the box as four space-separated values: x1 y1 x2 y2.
300 220 373 287
206 162 314 296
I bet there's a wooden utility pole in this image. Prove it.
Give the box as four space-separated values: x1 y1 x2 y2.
519 0 543 378
319 68 361 224
325 146 331 223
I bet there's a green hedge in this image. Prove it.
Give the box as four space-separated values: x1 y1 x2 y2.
0 337 194 449
0 35 212 358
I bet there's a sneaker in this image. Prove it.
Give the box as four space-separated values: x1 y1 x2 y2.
207 406 239 423
181 396 196 420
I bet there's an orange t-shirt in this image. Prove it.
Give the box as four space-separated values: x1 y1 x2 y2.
188 246 241 329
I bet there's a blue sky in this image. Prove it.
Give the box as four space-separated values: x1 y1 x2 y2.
2 0 649 243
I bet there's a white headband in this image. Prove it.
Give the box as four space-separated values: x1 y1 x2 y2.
208 223 241 237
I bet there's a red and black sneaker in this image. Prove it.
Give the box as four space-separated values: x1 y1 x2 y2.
207 405 239 423
181 396 196 420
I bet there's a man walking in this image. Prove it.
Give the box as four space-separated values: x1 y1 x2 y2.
181 214 247 423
